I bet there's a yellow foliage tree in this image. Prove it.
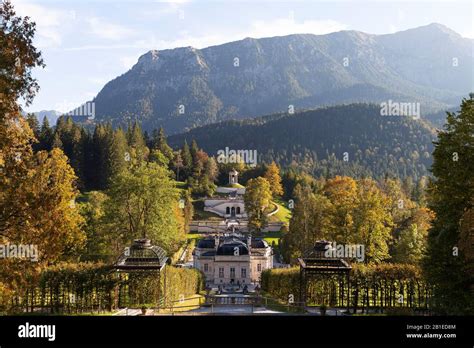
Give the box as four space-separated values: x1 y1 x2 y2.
0 2 85 308
264 161 284 197
244 177 272 233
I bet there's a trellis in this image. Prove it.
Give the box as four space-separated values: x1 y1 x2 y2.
298 241 352 310
13 239 201 314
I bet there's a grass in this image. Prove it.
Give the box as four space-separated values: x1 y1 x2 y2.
186 232 204 241
175 181 187 190
267 199 292 224
262 230 282 246
225 183 245 188
192 199 222 221
158 295 204 313
259 292 305 314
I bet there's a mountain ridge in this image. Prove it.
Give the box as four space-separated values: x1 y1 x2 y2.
92 23 473 134
168 103 437 179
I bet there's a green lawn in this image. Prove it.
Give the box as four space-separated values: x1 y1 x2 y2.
192 199 222 221
268 199 292 224
186 232 204 241
225 183 245 188
158 295 204 313
175 181 187 190
263 230 282 246
259 292 305 314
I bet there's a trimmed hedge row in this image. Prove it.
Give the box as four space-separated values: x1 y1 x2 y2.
9 262 203 314
261 263 432 310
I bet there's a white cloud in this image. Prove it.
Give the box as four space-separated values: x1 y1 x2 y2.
87 77 110 85
461 27 474 39
140 18 347 49
86 17 136 41
389 24 398 34
120 55 140 70
14 1 74 48
247 18 347 39
137 0 190 18
65 17 347 52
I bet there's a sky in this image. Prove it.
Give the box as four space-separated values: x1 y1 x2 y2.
12 0 474 113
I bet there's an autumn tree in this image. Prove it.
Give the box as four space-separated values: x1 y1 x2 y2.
351 178 393 263
264 161 284 198
244 177 272 233
281 183 333 263
0 1 85 305
323 176 358 242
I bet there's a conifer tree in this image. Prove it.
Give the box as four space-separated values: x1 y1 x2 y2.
425 97 474 314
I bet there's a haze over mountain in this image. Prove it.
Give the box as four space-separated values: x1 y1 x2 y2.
169 103 437 180
92 23 473 134
31 110 62 125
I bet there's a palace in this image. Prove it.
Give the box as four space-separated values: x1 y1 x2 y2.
193 232 273 286
193 169 275 287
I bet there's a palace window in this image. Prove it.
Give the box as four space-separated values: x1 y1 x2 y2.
219 267 224 278
257 264 261 272
230 267 235 278
241 268 247 278
204 264 208 272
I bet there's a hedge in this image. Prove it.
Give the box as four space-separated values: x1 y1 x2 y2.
7 262 203 314
261 263 432 311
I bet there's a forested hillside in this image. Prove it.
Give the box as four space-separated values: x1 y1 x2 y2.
169 104 437 180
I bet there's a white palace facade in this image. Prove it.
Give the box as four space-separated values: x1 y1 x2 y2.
193 233 273 286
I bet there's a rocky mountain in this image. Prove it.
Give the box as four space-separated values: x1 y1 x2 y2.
168 103 437 180
93 23 473 134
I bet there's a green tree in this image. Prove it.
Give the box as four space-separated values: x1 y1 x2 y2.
392 207 433 264
152 127 173 162
78 191 110 261
103 162 185 254
282 184 333 263
108 127 129 180
424 97 474 314
181 140 193 179
127 121 149 164
38 116 53 151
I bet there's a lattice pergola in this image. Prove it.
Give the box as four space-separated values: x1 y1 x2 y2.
298 241 352 309
114 239 169 308
115 239 168 272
